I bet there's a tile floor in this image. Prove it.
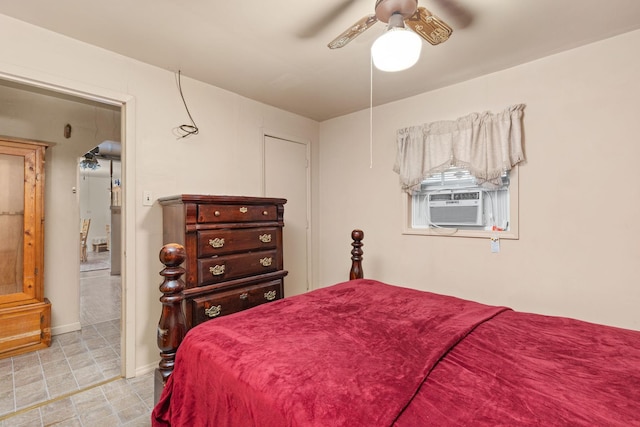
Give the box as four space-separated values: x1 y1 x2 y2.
0 251 154 426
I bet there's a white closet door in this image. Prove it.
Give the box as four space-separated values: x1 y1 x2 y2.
264 135 309 297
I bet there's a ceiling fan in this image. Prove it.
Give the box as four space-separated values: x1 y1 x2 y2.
328 0 454 50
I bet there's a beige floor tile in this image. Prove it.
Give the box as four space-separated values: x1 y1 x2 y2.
70 385 106 411
39 397 76 425
55 332 83 347
78 402 116 424
45 372 79 399
98 360 122 379
84 337 109 351
66 352 95 371
89 413 124 427
14 379 48 409
109 395 144 413
13 368 44 388
80 326 98 337
117 403 150 424
41 360 72 379
61 342 89 359
37 344 66 365
90 347 118 364
1 374 154 427
0 373 13 393
0 408 42 426
122 414 152 427
11 353 40 372
47 416 82 426
0 358 12 371
0 389 15 416
73 369 104 388
0 253 138 425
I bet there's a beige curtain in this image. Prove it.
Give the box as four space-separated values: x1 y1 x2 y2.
393 104 526 192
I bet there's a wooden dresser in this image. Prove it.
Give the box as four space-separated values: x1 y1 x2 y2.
159 195 287 328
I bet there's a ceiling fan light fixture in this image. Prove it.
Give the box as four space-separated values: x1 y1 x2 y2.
371 25 422 72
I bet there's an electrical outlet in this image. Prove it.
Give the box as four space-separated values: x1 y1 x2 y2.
490 237 500 253
143 191 153 206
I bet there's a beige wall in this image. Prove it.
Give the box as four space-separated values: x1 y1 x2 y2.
0 14 320 374
319 30 640 332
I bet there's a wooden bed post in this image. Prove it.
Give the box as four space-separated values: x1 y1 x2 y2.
154 243 187 404
350 229 364 280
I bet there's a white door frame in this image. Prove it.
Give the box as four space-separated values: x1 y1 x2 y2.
0 69 137 378
262 130 312 293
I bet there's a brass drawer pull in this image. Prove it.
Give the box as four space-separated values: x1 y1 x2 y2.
259 257 273 267
259 234 272 243
205 305 222 318
209 264 226 276
240 207 248 213
209 238 225 248
239 292 249 300
264 290 277 301
262 210 268 216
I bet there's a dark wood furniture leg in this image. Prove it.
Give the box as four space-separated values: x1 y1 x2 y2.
154 243 187 404
350 229 364 280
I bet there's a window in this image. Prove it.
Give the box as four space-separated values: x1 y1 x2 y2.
394 105 525 238
403 166 519 239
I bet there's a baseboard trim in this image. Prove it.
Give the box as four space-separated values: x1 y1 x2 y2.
51 322 81 336
135 361 157 378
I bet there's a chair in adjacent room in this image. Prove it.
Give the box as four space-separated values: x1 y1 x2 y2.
80 218 90 262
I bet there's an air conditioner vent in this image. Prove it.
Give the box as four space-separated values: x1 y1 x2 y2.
428 190 484 226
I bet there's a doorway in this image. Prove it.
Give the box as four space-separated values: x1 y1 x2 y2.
263 134 310 296
79 155 121 326
0 76 134 378
0 77 133 415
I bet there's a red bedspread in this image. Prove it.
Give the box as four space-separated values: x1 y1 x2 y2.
153 279 507 426
395 310 640 426
153 279 640 426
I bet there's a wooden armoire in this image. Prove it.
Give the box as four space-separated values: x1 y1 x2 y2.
0 137 51 359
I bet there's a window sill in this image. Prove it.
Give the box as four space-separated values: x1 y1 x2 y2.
402 226 518 240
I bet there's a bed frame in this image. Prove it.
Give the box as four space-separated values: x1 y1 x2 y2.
154 229 364 401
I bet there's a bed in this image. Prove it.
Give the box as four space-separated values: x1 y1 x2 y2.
152 230 640 426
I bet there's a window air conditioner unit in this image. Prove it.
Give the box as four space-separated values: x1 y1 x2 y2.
428 190 484 226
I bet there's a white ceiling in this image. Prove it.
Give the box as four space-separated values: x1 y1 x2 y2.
1 0 640 121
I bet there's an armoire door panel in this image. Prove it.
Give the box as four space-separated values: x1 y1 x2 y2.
0 137 50 359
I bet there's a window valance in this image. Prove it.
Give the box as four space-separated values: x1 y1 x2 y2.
393 104 526 192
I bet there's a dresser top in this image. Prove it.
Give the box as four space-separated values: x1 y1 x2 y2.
158 194 287 206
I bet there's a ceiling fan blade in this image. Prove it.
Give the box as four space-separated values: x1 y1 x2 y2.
298 0 359 38
405 7 453 46
429 0 474 29
328 14 378 49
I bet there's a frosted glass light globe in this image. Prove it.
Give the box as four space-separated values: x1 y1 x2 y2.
371 28 422 72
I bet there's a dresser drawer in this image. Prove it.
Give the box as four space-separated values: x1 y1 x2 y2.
190 279 283 326
198 204 278 223
198 249 279 286
198 227 277 257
